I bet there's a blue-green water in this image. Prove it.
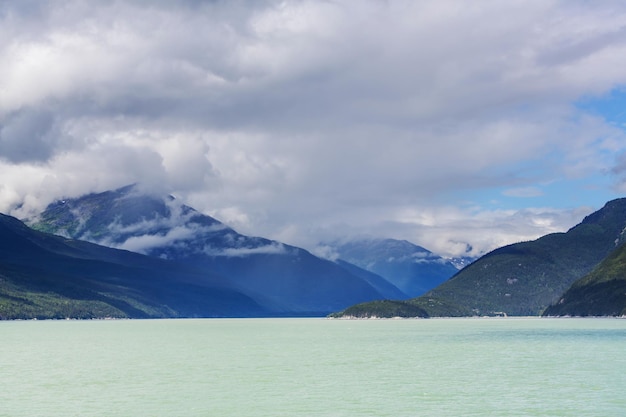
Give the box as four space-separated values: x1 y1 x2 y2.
1 318 624 417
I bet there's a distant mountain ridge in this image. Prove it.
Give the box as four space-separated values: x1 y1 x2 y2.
27 184 386 315
332 198 626 318
323 238 459 298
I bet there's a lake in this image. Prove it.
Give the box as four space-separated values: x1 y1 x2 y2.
1 317 624 417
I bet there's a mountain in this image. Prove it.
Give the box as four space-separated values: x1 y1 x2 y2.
331 198 626 318
543 242 626 317
27 185 385 315
0 213 267 319
324 238 458 297
334 259 408 300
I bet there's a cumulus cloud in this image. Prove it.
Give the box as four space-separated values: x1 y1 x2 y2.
1 0 626 257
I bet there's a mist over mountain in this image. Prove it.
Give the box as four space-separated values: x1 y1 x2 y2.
27 184 385 315
320 238 459 298
15 184 626 319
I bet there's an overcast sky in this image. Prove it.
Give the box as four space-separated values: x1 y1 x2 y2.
2 0 626 257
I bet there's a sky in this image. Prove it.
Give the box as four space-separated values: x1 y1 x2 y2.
2 0 626 258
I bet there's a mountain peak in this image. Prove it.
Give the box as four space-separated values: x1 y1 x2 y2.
578 197 626 228
28 185 226 255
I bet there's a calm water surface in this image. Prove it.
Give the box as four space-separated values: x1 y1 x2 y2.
1 318 624 417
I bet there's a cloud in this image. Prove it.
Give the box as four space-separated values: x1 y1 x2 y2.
115 225 199 255
503 187 545 198
311 245 340 262
1 0 626 258
377 204 596 257
0 108 58 162
203 242 290 258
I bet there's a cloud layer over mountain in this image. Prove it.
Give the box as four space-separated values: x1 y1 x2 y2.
2 1 626 256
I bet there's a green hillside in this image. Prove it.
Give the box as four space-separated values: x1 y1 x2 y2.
543 242 626 316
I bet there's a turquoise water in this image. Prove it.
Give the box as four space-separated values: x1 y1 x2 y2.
1 318 624 416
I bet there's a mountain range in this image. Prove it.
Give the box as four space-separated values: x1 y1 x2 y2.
332 198 626 318
24 185 392 316
2 184 625 319
321 238 459 298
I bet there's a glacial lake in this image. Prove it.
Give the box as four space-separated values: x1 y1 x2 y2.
1 317 624 417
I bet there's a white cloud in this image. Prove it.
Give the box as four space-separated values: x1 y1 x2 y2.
115 225 198 255
311 245 340 262
379 204 596 257
203 242 290 258
1 0 626 257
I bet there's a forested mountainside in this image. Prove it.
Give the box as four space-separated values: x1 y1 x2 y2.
543 241 626 317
